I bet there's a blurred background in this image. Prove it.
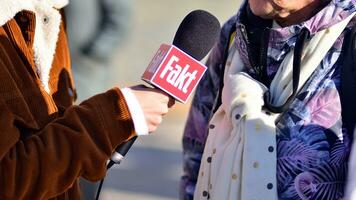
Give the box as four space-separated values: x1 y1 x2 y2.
65 0 241 199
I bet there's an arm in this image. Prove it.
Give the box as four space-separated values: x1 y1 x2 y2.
0 88 134 199
0 10 171 198
0 85 171 199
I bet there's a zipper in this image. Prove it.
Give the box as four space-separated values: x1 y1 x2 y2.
238 24 256 69
240 24 249 44
238 23 271 85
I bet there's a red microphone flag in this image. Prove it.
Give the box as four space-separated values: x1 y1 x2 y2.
142 44 207 103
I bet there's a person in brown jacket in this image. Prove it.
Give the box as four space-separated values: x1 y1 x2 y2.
0 0 173 199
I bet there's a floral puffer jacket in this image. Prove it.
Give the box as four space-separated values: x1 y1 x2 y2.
180 0 356 199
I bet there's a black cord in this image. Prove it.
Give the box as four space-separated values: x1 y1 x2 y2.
95 178 105 200
95 163 113 200
94 136 138 200
95 162 115 200
263 28 310 113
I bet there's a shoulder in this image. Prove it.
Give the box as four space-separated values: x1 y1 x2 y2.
216 15 238 54
206 15 237 74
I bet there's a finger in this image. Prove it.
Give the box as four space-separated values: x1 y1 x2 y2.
148 124 158 133
168 97 175 108
161 95 170 104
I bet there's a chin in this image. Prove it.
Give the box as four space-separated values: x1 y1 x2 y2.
251 9 276 19
249 2 275 19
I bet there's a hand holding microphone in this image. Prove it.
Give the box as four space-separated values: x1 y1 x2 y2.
130 85 175 132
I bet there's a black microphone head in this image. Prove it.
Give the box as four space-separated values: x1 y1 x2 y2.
173 10 221 61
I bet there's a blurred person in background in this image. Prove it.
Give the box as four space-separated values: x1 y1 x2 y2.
180 0 355 199
65 0 133 198
0 0 174 199
65 0 132 101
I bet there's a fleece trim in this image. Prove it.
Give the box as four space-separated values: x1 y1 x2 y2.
0 0 69 93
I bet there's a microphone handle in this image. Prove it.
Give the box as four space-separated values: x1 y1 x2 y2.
107 136 138 169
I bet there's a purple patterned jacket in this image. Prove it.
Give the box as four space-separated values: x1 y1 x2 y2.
180 0 356 199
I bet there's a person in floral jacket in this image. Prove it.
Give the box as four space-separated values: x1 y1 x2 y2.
180 0 356 199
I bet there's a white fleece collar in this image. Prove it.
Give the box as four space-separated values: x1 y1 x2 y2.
0 0 69 93
0 0 68 26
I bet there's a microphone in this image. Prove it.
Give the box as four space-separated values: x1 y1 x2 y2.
142 10 221 103
108 10 221 169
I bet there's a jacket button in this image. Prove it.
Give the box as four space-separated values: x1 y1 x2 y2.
267 183 273 190
209 124 215 129
207 157 212 163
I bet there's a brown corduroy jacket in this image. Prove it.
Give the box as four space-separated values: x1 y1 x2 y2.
0 10 136 200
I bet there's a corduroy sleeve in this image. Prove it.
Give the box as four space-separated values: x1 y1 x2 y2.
0 88 136 200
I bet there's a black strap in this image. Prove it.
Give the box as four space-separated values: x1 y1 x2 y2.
263 28 310 113
341 25 356 135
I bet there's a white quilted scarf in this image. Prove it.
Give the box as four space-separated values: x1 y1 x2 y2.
194 13 355 200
